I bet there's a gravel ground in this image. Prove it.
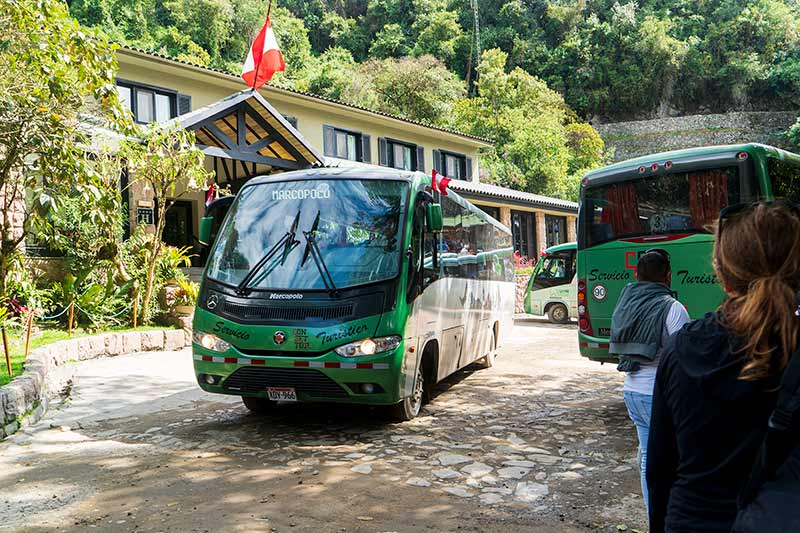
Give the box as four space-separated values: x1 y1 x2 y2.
0 318 647 533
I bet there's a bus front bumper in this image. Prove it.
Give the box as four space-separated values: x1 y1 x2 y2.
578 332 616 364
192 344 404 405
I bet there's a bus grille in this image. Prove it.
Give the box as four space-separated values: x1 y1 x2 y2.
223 367 348 398
221 301 355 322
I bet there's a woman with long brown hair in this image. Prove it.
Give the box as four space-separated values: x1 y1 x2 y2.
646 201 800 533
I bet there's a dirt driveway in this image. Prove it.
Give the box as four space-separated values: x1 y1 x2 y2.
0 318 647 533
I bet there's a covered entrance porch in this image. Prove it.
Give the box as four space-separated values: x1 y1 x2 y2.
128 90 324 266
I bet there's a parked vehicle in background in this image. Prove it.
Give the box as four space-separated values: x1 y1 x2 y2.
193 167 515 420
577 143 800 363
524 242 577 324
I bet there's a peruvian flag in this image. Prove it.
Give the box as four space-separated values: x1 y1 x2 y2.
431 170 451 196
205 183 216 207
241 15 285 90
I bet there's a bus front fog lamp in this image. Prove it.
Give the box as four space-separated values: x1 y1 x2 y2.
335 336 401 357
192 331 231 352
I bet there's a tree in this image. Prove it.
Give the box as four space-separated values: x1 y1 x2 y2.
121 124 211 324
453 49 604 200
411 9 463 65
369 23 409 58
360 55 465 124
0 0 127 298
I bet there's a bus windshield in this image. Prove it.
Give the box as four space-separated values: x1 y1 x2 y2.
206 179 408 290
583 166 748 248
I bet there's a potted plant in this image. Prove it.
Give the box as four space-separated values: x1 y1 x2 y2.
173 279 199 316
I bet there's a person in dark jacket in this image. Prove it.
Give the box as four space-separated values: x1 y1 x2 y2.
647 201 800 533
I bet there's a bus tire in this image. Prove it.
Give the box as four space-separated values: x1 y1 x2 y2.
477 330 497 369
391 365 425 421
548 303 569 324
241 396 276 415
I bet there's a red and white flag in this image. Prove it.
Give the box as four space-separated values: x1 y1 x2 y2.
432 169 451 196
205 183 216 207
241 15 285 90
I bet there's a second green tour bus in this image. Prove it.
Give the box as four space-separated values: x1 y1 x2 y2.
524 242 577 324
193 167 515 420
578 143 800 363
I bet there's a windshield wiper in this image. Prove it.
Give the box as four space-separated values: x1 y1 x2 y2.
236 210 301 296
301 211 338 296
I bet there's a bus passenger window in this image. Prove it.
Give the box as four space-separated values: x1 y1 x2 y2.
768 156 800 204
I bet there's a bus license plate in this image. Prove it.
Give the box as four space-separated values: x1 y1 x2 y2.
267 387 297 402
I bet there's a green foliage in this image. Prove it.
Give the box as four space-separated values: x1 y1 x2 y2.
121 122 210 324
453 49 604 200
0 0 128 300
362 55 465 124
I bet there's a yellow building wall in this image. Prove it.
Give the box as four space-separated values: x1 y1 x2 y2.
116 51 486 181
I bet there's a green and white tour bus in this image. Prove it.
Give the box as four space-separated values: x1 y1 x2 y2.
578 143 800 363
193 167 515 420
524 242 577 324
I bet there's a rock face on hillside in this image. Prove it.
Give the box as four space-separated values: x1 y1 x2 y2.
595 111 798 162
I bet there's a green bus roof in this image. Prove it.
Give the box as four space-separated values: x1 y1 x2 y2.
544 241 576 254
584 143 800 181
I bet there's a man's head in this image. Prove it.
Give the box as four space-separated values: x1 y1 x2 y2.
637 249 671 285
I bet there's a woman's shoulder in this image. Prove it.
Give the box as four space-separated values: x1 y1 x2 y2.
658 313 737 376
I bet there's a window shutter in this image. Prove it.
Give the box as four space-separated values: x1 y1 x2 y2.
323 125 335 157
361 134 371 163
465 157 473 181
432 150 441 173
416 146 425 172
177 94 192 116
378 137 387 166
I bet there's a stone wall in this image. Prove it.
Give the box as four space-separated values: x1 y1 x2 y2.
515 274 531 314
0 328 188 439
595 111 798 162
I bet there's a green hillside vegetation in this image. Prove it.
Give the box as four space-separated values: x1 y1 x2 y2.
69 0 800 198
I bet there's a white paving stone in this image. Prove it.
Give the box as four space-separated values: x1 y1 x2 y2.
527 454 560 465
479 493 505 505
502 460 537 468
432 468 461 480
437 453 472 466
350 464 373 474
497 466 531 480
443 486 474 498
406 477 431 487
461 462 493 477
515 482 549 503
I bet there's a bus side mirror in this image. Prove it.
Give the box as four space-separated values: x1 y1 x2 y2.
199 216 213 245
426 204 443 232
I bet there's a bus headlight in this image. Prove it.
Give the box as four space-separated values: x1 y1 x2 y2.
192 331 231 352
335 336 401 357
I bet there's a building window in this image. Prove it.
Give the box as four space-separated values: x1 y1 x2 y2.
511 210 536 260
117 81 177 124
389 140 415 170
476 204 500 221
323 125 371 163
335 129 360 161
545 214 567 247
284 115 298 129
433 149 472 180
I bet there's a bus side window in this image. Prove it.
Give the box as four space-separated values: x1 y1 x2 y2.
767 156 800 203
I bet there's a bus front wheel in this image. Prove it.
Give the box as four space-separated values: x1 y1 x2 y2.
392 366 425 421
548 303 569 324
241 396 276 415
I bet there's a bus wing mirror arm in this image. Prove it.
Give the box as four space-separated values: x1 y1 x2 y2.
199 216 213 245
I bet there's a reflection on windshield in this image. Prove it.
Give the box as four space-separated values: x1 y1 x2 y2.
206 179 408 290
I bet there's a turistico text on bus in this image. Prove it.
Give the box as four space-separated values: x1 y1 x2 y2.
194 167 515 420
524 242 577 324
577 143 800 363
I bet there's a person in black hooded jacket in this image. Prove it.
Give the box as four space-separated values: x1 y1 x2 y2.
646 201 800 533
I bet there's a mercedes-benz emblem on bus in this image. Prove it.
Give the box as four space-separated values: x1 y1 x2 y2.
206 294 219 310
273 331 287 345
